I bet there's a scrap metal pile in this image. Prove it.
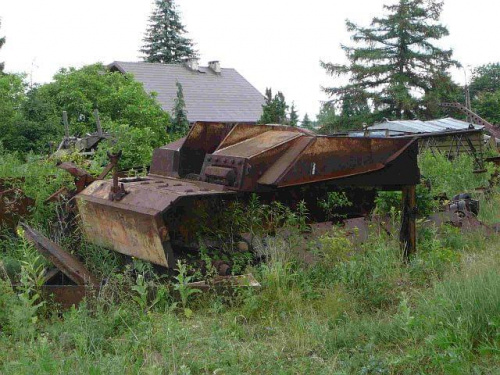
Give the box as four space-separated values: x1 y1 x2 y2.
75 122 420 268
3 121 499 308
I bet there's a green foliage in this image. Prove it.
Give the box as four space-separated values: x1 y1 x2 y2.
318 191 353 220
16 63 171 166
1 209 500 372
375 182 436 217
0 150 73 226
322 0 460 127
0 232 47 340
0 18 5 72
466 63 500 124
131 274 160 313
27 63 170 136
470 63 500 97
316 102 336 131
0 73 50 153
171 81 189 135
301 113 314 130
376 151 493 216
419 151 493 196
316 230 352 264
259 88 289 124
173 260 201 317
473 90 500 125
140 0 197 63
421 259 500 353
93 122 167 170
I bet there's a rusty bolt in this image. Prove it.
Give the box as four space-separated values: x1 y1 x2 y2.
158 226 169 241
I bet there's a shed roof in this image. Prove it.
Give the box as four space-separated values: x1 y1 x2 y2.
368 117 483 134
109 61 265 123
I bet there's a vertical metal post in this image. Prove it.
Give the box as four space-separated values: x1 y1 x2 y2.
107 151 127 201
400 185 417 261
465 85 472 123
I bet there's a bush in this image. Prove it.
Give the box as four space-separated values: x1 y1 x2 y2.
419 151 493 196
2 64 172 162
375 151 494 216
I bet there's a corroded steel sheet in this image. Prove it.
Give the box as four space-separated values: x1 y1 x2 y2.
215 130 302 158
21 224 99 286
0 185 35 229
76 122 420 268
77 176 234 267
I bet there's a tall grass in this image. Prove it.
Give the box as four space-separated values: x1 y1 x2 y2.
1 150 499 373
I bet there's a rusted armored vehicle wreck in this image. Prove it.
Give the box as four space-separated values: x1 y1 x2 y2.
77 122 420 268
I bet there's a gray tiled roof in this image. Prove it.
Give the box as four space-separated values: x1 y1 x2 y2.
109 61 265 123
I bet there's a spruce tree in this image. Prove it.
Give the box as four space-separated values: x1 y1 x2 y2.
289 103 299 126
171 81 189 134
301 113 313 130
0 19 5 72
259 88 289 124
316 103 337 132
141 0 196 64
322 0 459 121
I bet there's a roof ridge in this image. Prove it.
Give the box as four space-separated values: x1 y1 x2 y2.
111 60 233 70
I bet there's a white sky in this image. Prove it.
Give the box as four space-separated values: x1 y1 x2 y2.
1 0 500 119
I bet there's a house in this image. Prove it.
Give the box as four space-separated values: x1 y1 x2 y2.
108 59 265 124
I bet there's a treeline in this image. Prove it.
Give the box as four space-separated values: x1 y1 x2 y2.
259 0 500 131
2 0 500 160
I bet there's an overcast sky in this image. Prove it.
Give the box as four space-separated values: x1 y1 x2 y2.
1 0 500 119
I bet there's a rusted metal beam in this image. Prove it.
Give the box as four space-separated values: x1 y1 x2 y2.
20 223 99 286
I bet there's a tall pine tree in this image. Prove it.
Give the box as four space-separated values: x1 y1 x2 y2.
171 81 189 134
301 113 314 130
259 88 289 124
322 0 459 122
141 0 197 64
289 103 299 126
0 19 5 72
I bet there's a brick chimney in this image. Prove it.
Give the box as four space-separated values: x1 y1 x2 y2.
185 57 199 71
208 60 221 74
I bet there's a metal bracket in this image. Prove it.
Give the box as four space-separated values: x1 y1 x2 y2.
107 151 129 201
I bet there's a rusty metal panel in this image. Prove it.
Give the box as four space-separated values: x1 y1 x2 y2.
215 130 301 158
77 176 234 267
216 123 304 151
150 137 185 177
179 122 234 176
0 187 34 229
258 136 315 186
41 285 98 309
21 224 99 286
78 199 169 266
269 137 417 187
